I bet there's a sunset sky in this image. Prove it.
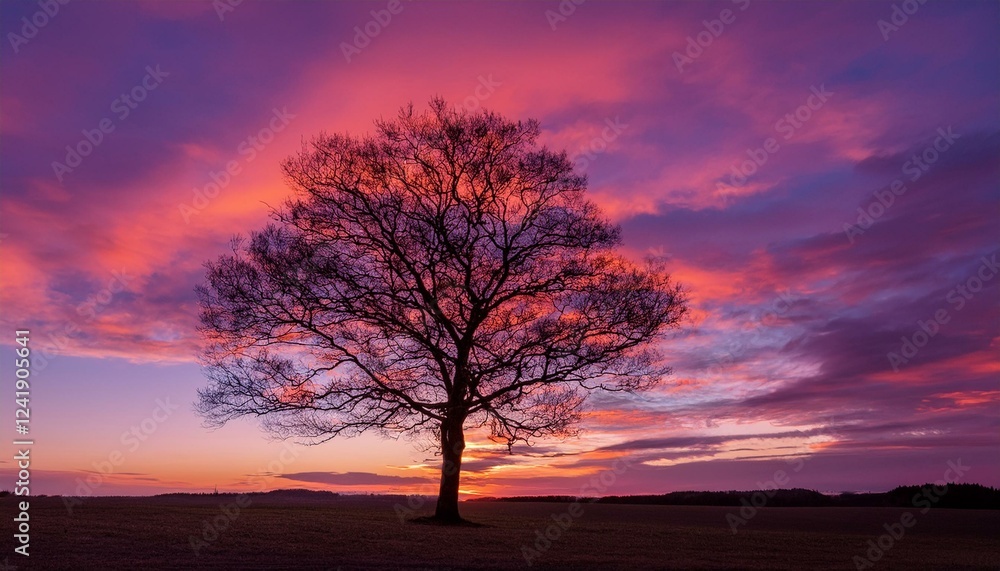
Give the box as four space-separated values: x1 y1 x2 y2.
1 1 997 498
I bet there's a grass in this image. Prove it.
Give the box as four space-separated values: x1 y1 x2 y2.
2 494 998 569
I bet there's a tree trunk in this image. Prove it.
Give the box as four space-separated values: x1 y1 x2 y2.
434 413 466 522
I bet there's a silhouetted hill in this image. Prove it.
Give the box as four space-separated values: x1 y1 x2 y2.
469 483 1000 509
155 488 342 499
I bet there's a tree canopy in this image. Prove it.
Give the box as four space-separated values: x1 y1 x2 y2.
197 99 687 521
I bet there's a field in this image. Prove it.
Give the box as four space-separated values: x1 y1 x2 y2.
2 494 998 570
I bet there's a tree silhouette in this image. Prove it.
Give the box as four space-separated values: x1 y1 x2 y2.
196 99 687 523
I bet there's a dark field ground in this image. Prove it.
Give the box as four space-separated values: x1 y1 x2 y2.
2 494 998 570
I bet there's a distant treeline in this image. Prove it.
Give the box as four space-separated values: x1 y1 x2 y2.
13 484 995 509
468 483 1000 509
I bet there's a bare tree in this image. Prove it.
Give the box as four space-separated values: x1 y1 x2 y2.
196 99 687 523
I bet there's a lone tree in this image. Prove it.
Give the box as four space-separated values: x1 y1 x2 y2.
197 99 687 523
